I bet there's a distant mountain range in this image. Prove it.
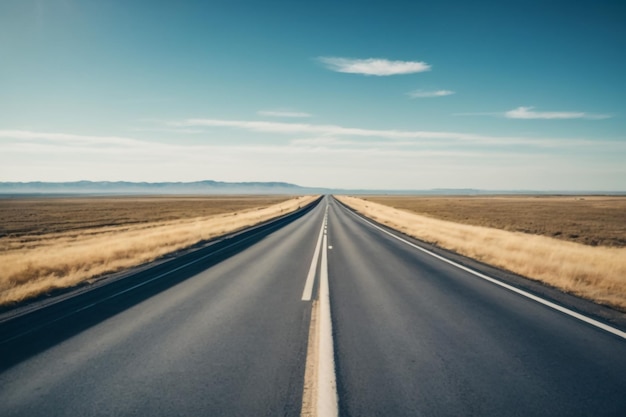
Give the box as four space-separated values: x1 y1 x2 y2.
0 180 326 195
0 181 623 196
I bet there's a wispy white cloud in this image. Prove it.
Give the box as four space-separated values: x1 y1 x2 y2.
408 89 455 98
172 118 504 142
0 130 537 162
318 57 431 76
257 110 312 118
170 118 619 148
0 130 497 162
288 138 521 158
505 106 611 120
0 129 146 147
454 107 612 120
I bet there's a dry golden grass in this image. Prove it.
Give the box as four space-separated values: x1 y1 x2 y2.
362 195 626 247
336 195 626 311
0 195 317 306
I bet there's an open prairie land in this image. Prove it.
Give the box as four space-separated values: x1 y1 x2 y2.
337 195 626 311
0 195 294 237
362 195 626 247
0 195 316 306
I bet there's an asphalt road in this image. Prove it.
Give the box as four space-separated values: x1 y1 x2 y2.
327 198 626 416
1 196 625 416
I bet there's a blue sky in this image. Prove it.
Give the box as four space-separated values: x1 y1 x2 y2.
1 0 625 190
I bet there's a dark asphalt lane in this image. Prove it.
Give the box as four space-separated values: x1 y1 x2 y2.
327 197 626 416
0 199 326 417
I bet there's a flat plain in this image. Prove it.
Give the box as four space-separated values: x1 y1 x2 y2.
361 195 626 247
0 195 314 307
0 195 293 238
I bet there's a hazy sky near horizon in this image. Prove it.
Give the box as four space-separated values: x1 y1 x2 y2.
1 0 625 190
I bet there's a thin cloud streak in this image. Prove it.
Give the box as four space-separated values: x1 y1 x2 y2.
258 110 312 118
318 57 431 76
408 90 455 98
173 118 511 142
171 118 613 148
0 136 533 160
454 108 611 120
0 129 147 147
505 106 611 120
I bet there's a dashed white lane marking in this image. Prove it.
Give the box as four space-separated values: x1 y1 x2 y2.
301 217 326 301
344 204 626 340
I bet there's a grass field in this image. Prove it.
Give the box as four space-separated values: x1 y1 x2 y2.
0 195 293 238
0 195 316 307
337 195 626 312
361 196 626 247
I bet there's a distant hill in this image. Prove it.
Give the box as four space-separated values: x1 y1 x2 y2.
0 180 329 195
0 181 623 196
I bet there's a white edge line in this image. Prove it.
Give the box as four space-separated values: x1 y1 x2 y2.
340 201 626 340
302 217 325 301
317 232 339 416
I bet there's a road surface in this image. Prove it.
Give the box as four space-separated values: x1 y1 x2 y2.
1 196 625 416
